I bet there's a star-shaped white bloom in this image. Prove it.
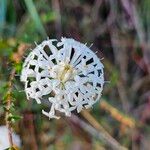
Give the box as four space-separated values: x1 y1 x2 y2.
21 38 104 119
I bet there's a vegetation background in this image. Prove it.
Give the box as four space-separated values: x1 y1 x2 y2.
0 0 150 149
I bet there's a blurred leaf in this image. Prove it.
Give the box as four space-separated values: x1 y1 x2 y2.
12 89 27 111
7 113 22 122
16 17 42 42
41 11 56 23
24 0 47 38
14 62 23 74
7 0 16 24
0 0 7 34
0 40 13 56
110 69 119 87
104 59 119 87
1 0 17 37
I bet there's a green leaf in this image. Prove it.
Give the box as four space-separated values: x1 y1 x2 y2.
0 0 7 34
24 0 47 38
14 62 22 74
8 114 22 122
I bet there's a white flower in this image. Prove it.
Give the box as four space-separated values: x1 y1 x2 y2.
0 125 21 149
21 38 104 119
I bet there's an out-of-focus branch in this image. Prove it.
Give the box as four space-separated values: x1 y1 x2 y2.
117 81 130 112
100 100 136 128
94 0 115 36
131 75 150 92
52 0 62 39
107 0 130 112
120 0 150 73
109 29 130 112
5 43 29 149
5 69 16 148
120 0 145 44
130 2 150 74
81 110 128 150
22 112 38 150
91 0 103 24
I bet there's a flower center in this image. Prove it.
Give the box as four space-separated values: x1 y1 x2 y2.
51 61 77 83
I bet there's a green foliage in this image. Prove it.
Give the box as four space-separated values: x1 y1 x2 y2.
24 0 47 38
14 63 23 74
0 0 7 34
7 113 22 123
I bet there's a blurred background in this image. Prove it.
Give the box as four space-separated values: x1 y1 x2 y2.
0 0 150 149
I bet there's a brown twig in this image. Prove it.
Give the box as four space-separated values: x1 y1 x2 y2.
5 68 16 147
5 43 29 148
100 100 136 128
69 113 127 150
81 110 128 150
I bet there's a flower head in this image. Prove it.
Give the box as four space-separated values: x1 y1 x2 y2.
21 38 104 119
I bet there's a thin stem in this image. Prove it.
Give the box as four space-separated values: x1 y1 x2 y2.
5 69 16 148
81 110 128 150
